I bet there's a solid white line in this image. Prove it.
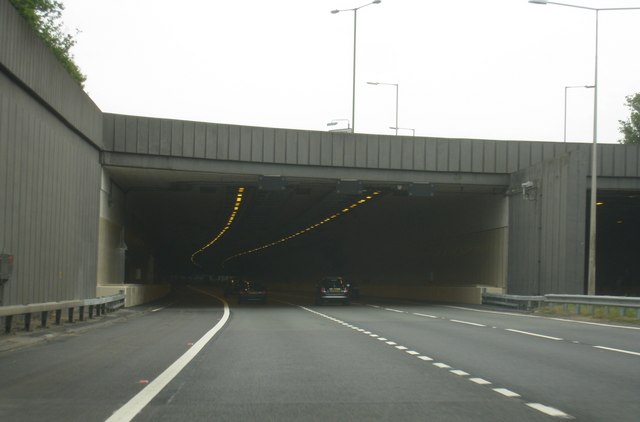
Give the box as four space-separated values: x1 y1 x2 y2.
526 403 574 419
451 319 486 327
505 328 563 341
413 312 438 319
106 288 230 422
470 378 492 385
593 345 640 357
450 370 469 376
493 388 520 398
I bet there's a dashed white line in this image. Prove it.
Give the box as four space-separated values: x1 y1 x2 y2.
406 350 420 356
593 345 640 357
470 378 492 385
450 369 469 376
386 341 397 345
413 312 438 318
417 356 433 361
433 363 451 369
378 337 388 341
451 319 486 327
505 328 563 341
385 308 404 313
526 403 574 419
395 345 408 350
493 388 520 398
369 334 379 338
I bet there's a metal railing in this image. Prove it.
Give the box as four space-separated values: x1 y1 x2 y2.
0 293 125 333
482 292 640 319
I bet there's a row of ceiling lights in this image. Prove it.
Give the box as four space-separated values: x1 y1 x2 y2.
190 187 245 266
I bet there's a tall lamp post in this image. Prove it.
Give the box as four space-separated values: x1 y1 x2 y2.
564 85 594 143
327 119 351 132
367 81 399 135
331 0 381 133
529 0 640 295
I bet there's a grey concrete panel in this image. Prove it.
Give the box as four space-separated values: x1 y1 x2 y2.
389 137 402 169
0 78 101 305
308 132 321 166
263 127 275 163
518 142 531 169
414 139 426 171
332 134 345 167
471 140 484 173
170 120 183 156
344 133 356 168
401 138 414 170
320 132 332 166
286 130 298 164
205 123 218 159
137 117 149 154
228 125 241 161
379 136 391 169
355 136 367 168
495 142 508 173
613 144 626 177
448 139 460 172
460 139 472 172
240 126 252 162
160 119 172 156
148 118 161 155
251 127 263 162
217 125 229 160
0 0 103 148
193 122 206 158
125 116 137 153
425 140 437 171
506 142 519 173
114 115 126 152
182 121 195 158
366 135 379 168
298 131 310 165
103 114 115 151
274 129 286 164
436 139 448 171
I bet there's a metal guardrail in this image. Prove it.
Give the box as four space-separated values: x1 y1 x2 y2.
0 293 125 333
482 292 640 319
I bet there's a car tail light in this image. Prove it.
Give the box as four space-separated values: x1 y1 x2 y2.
320 288 326 293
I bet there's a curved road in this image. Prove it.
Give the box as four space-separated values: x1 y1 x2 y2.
1 286 639 421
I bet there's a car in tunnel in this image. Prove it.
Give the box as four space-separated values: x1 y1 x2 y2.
315 277 350 305
237 281 268 304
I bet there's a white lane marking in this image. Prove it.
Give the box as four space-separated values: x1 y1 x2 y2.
470 378 492 385
505 328 563 341
369 334 379 338
493 388 520 398
413 312 438 318
433 363 451 369
417 356 433 361
395 345 408 350
363 331 372 334
378 337 388 341
451 319 486 327
450 370 469 376
150 305 170 313
593 345 640 357
386 341 397 345
106 288 230 422
385 308 404 313
526 403 574 419
447 305 640 330
406 351 420 355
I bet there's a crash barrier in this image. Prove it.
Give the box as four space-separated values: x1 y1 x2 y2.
482 292 640 319
0 293 125 334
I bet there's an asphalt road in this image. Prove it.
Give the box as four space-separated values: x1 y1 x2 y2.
1 285 639 421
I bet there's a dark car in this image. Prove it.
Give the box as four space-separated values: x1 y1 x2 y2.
315 277 349 305
237 281 267 304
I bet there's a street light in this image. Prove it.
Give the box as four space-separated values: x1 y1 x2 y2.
529 0 640 295
327 119 352 132
389 126 415 136
564 85 594 143
331 0 381 133
367 81 399 135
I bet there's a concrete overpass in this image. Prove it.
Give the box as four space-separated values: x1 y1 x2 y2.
1 0 639 307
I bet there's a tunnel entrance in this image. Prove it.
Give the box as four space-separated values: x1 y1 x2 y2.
116 172 509 297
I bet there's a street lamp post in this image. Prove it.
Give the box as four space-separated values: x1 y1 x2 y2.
367 81 399 135
327 119 351 132
389 127 415 136
564 85 595 143
331 1 381 134
529 0 640 296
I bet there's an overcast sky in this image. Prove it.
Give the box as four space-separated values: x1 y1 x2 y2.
61 0 640 144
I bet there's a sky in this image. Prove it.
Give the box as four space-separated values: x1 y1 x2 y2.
60 0 640 144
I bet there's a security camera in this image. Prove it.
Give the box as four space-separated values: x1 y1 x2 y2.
521 181 534 189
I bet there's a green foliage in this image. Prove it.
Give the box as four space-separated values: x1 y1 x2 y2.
9 0 85 86
619 92 640 144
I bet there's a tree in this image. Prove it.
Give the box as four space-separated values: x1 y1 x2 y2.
9 0 85 86
619 93 640 144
